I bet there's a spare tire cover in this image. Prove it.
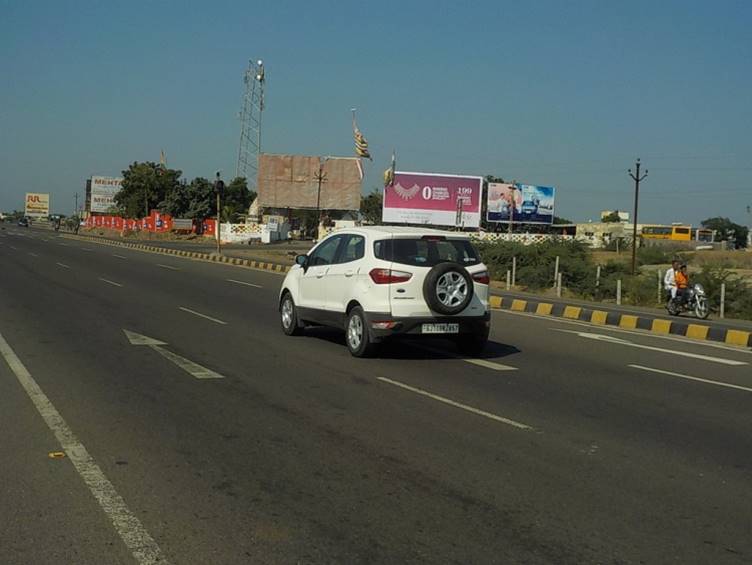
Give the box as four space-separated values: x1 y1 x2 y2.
422 262 474 315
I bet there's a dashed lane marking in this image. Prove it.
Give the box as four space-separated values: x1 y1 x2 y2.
99 278 123 287
56 262 70 269
227 279 263 288
156 264 180 271
629 364 752 394
178 306 227 325
377 377 532 430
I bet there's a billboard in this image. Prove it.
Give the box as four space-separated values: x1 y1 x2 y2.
90 176 123 213
257 154 362 210
382 171 483 228
487 183 555 224
25 193 50 218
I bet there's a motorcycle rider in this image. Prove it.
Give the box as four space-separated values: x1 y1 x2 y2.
664 259 681 303
674 264 689 305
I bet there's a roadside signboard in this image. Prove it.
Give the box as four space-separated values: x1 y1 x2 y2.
24 193 50 218
487 183 555 224
90 176 123 213
382 171 483 228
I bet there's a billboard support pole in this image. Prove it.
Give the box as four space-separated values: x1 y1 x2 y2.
628 159 648 275
508 183 516 234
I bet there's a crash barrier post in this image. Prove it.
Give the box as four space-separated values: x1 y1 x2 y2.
657 269 662 304
512 256 517 288
596 265 601 291
553 255 560 288
556 272 562 298
617 279 622 306
720 283 726 319
506 270 511 290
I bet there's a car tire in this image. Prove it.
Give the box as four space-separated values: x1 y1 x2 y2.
455 329 489 356
345 306 377 358
423 262 474 315
280 293 303 336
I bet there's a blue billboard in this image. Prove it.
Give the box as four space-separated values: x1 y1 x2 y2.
487 183 555 225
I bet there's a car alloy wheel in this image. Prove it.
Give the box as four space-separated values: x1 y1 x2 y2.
347 313 363 350
436 271 468 308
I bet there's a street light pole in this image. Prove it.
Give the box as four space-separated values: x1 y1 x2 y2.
508 181 517 235
214 172 224 255
628 158 648 275
314 157 328 239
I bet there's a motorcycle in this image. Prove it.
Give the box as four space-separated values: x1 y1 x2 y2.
667 283 709 319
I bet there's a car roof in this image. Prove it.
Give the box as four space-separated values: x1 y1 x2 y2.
341 226 471 239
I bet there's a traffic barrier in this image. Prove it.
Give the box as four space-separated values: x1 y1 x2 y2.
488 294 752 347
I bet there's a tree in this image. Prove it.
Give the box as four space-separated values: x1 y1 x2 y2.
701 217 749 249
360 189 383 224
219 177 256 223
553 216 573 225
602 211 622 223
115 161 182 218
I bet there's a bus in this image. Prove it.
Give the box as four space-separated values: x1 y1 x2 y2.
641 225 691 241
641 225 714 242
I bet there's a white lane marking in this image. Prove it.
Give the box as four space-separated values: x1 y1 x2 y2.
28 252 39 257
418 345 517 371
226 279 262 288
0 332 167 564
56 262 70 269
113 254 127 259
58 242 68 246
493 308 752 355
9 245 18 250
377 377 532 430
178 306 227 325
552 329 747 366
150 346 225 379
629 364 752 393
156 263 180 271
81 248 93 252
99 278 123 287
124 330 224 379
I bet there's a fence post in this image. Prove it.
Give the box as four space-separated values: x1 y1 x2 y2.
506 270 511 291
616 279 622 306
596 265 601 291
553 255 560 288
512 256 517 288
720 283 726 319
556 272 562 297
657 269 662 304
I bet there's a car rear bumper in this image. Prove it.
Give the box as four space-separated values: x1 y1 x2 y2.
363 311 491 340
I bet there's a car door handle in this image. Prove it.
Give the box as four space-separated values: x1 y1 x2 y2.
344 271 354 277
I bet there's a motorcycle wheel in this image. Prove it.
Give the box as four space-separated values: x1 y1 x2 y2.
695 298 709 320
666 300 680 316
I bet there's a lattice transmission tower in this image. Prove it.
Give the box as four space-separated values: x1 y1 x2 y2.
236 59 265 185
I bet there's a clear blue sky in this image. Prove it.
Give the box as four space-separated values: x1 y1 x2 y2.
1 0 750 225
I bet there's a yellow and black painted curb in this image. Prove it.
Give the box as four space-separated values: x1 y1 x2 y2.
60 233 292 275
488 295 752 348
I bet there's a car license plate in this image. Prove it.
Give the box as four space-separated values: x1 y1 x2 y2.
421 323 459 334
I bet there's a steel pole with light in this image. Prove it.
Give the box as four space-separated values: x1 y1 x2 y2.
214 172 225 255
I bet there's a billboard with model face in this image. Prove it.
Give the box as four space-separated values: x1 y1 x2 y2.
487 183 555 225
382 171 483 228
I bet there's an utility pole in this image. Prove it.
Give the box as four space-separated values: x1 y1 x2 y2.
214 172 224 255
628 159 648 275
74 193 79 216
314 157 328 239
508 182 517 235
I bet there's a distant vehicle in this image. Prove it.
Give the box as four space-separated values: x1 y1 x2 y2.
520 200 538 215
18 217 29 227
278 226 491 357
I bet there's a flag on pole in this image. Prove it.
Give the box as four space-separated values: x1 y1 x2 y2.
351 109 372 160
383 149 396 187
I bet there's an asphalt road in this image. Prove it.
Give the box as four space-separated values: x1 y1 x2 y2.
1 225 751 564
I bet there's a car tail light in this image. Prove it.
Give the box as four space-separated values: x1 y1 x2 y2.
369 268 412 284
472 271 490 285
371 321 397 329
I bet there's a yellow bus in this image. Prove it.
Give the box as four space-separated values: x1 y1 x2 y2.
641 225 692 241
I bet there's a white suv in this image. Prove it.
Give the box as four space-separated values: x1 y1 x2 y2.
278 226 491 357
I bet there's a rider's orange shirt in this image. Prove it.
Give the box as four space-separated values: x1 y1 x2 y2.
675 271 689 289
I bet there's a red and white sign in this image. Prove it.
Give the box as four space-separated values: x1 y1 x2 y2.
382 171 483 228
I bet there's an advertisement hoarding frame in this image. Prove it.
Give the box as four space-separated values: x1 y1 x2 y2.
382 171 484 229
486 183 556 225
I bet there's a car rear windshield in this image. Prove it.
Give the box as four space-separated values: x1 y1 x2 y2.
373 237 481 267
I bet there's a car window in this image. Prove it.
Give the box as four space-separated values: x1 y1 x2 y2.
309 235 343 266
338 234 365 263
373 237 480 267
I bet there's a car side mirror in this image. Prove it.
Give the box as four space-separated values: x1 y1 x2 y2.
295 254 308 268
